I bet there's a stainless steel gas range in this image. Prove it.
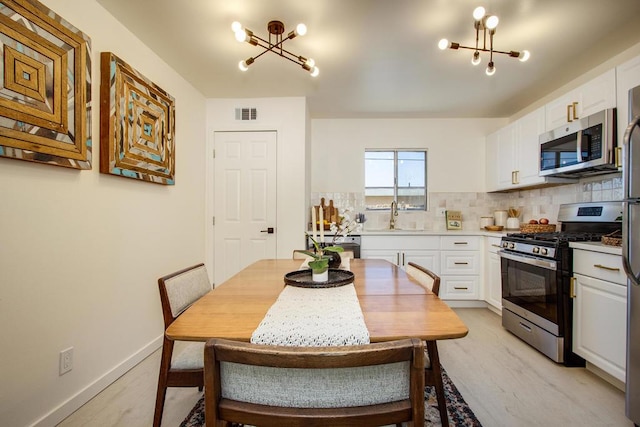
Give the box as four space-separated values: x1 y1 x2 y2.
499 201 622 366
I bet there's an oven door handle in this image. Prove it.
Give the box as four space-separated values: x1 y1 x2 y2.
498 250 557 271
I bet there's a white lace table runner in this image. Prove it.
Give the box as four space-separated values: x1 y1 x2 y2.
250 283 370 346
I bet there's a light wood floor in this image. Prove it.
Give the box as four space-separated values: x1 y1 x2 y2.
58 308 632 426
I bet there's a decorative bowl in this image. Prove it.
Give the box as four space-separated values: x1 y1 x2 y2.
484 225 504 231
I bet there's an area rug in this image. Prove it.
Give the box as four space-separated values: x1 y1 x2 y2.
180 366 482 426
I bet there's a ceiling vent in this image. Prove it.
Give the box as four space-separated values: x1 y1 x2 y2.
235 107 257 121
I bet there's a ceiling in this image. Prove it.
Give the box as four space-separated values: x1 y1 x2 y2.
95 0 640 119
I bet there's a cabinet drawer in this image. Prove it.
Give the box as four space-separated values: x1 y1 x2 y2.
440 236 480 250
440 276 479 299
441 251 480 275
573 249 626 285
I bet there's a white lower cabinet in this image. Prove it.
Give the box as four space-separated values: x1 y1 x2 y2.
439 236 481 300
572 248 627 383
361 234 481 300
485 236 502 310
360 235 440 273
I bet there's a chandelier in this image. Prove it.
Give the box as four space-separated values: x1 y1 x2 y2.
231 20 319 76
438 6 529 76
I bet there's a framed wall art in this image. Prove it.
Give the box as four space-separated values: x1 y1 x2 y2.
100 52 175 185
0 0 91 169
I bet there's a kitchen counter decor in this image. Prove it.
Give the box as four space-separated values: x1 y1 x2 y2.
519 223 556 233
284 269 355 288
601 230 622 246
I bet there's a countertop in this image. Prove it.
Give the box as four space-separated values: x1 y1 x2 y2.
359 229 508 237
569 241 623 255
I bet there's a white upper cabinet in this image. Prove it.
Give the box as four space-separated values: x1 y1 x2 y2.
515 107 547 186
486 107 569 192
545 69 616 131
616 55 640 149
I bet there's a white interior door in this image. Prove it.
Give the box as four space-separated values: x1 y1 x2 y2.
214 131 277 284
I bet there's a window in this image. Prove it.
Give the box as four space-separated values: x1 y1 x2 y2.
364 150 427 210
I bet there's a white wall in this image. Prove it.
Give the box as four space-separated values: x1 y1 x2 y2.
0 1 207 426
311 118 507 194
205 97 309 268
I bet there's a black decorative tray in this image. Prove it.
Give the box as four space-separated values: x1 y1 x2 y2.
284 269 354 288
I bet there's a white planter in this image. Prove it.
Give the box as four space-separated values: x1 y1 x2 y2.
312 270 329 282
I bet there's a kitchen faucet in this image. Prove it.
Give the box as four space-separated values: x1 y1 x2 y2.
389 200 399 229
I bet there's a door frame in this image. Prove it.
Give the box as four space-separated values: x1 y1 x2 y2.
205 124 281 286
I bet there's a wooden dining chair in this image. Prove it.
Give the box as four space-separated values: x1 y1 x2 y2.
204 338 425 427
405 262 448 427
154 263 212 427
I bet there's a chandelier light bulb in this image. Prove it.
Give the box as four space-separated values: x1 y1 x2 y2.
486 62 496 76
486 15 499 29
473 6 486 21
305 58 315 68
234 29 248 43
438 38 450 50
231 21 242 32
519 50 531 62
471 51 481 66
295 23 307 36
238 60 249 71
310 66 319 77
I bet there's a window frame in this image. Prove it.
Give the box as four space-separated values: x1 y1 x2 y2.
364 149 428 211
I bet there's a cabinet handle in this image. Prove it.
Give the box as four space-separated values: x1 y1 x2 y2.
491 244 502 248
570 277 576 298
402 253 405 266
572 102 579 120
513 170 519 184
594 264 620 272
616 146 622 168
397 253 400 266
519 322 533 333
567 104 572 122
454 262 469 265
453 242 468 245
454 287 469 290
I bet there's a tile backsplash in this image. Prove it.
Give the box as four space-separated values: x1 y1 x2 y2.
312 173 622 232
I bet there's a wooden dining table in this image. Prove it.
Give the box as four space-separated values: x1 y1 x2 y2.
166 258 469 343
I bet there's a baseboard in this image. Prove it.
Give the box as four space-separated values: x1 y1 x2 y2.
486 304 502 316
585 361 625 392
30 335 163 427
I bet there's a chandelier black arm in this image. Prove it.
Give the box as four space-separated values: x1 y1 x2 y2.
248 34 306 65
451 44 520 57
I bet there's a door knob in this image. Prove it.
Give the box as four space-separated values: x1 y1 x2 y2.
260 227 275 234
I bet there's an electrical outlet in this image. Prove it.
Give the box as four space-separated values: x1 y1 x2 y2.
60 347 73 375
436 207 447 217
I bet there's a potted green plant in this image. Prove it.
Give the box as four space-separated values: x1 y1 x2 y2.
301 235 344 282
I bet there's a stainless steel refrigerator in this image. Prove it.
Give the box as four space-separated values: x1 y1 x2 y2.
624 85 640 425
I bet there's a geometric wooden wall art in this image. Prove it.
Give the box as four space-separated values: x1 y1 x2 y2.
100 52 175 185
0 0 91 169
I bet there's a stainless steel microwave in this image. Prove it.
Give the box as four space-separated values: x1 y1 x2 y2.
539 108 619 177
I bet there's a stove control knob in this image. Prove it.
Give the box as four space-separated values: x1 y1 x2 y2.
509 243 515 250
502 242 508 248
533 247 540 254
541 248 548 255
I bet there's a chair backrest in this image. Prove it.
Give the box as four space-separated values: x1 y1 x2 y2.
204 338 425 426
158 263 211 328
406 262 441 296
